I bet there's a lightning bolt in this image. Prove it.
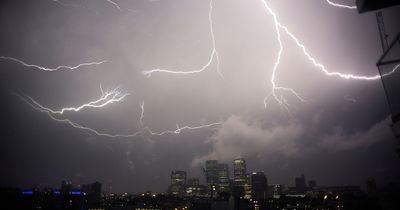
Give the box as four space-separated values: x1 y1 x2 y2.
381 64 400 78
53 0 121 10
13 0 398 139
260 0 307 113
16 93 137 138
139 101 145 127
105 0 121 10
0 56 108 71
142 122 222 136
142 0 222 79
136 100 221 136
325 0 357 9
141 0 394 113
52 0 69 7
18 92 221 138
9 0 222 139
259 0 399 112
23 86 128 115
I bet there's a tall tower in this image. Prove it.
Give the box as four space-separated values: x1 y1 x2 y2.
295 174 307 193
205 160 219 197
205 160 219 187
233 157 247 187
232 157 247 198
251 172 268 202
170 171 187 196
218 163 230 193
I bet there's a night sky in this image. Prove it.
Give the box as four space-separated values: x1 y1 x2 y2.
0 0 400 193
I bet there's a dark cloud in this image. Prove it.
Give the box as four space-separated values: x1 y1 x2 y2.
318 116 393 151
192 115 304 165
192 115 394 166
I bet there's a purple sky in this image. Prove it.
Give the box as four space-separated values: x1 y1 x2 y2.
0 0 399 193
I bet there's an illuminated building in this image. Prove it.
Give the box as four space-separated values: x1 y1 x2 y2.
233 157 247 187
186 178 201 197
170 171 187 197
232 157 248 199
268 184 282 198
217 163 230 193
244 181 252 200
205 160 219 197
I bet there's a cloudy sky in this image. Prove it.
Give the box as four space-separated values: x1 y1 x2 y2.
0 0 399 193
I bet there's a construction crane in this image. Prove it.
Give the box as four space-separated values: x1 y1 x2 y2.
356 0 400 155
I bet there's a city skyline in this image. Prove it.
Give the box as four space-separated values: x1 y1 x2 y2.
3 155 398 209
4 156 386 195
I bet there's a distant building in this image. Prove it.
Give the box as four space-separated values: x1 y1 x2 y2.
188 178 200 186
232 157 248 198
82 181 102 207
295 174 307 193
205 160 219 197
186 178 202 197
91 182 101 199
268 184 283 198
317 185 362 196
205 160 231 195
245 174 253 199
205 160 219 187
308 180 317 189
170 171 187 196
233 157 247 187
217 163 230 193
59 181 86 210
251 172 268 202
366 178 378 196
61 180 72 194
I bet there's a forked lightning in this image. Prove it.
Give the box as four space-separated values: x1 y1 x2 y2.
141 0 222 78
0 56 108 71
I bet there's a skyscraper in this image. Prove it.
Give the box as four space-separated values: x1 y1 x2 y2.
217 163 230 193
295 174 307 193
251 172 268 202
170 171 187 196
82 181 102 207
268 184 282 198
186 178 201 197
233 157 247 187
244 175 252 200
205 160 219 189
233 157 247 198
